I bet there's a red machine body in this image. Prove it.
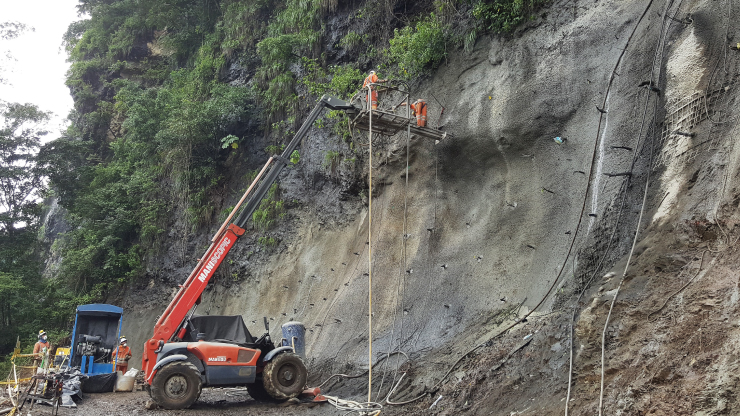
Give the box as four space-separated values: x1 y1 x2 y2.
141 224 245 380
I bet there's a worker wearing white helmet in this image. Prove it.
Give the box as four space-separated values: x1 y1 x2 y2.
362 70 387 110
394 98 428 127
113 336 132 373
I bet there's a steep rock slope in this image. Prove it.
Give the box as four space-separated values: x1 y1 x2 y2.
119 0 739 414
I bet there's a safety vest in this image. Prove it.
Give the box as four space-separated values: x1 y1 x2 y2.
363 74 379 88
363 74 379 110
114 345 131 362
411 101 427 127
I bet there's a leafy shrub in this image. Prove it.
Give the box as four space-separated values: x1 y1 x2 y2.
265 144 285 155
472 0 546 33
255 0 325 127
326 110 352 142
221 135 240 149
258 236 277 247
387 14 447 79
300 59 364 101
328 66 364 99
338 31 368 51
252 183 284 232
219 0 275 57
322 150 341 171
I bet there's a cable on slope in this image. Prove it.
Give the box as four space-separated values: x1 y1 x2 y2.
597 0 679 412
564 0 698 409
562 0 667 411
646 250 709 320
367 84 374 403
374 87 413 403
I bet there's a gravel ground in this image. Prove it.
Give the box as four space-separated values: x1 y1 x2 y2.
53 388 341 416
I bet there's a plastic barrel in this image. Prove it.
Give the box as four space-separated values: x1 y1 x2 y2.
281 321 306 358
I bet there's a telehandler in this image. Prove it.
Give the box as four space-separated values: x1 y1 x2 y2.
141 95 357 409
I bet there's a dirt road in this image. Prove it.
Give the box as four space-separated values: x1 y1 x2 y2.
54 388 342 416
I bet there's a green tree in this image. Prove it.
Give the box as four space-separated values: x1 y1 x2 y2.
0 21 32 84
0 22 30 40
0 230 43 351
0 102 59 355
0 102 49 234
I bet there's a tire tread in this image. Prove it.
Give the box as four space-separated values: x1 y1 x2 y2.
262 353 307 400
150 361 202 409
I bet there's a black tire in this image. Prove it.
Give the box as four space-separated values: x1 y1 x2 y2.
246 379 276 402
150 361 202 409
262 353 307 400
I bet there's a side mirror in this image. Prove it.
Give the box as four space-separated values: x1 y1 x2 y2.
263 317 269 332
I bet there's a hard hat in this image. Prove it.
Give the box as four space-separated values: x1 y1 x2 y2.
369 70 376 74
38 330 46 336
120 337 127 344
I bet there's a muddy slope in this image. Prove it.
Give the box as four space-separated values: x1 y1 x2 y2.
118 0 740 413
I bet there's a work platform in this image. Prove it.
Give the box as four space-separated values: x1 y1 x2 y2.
348 109 451 141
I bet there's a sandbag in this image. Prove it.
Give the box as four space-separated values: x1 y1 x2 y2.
115 370 135 392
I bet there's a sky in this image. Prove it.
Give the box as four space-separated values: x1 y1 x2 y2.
0 0 83 141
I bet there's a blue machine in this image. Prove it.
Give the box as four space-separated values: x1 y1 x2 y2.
70 304 123 376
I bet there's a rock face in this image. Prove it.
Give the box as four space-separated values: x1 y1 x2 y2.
40 197 70 279
115 0 740 413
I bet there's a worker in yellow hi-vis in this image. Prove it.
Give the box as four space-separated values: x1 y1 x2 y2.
362 70 387 110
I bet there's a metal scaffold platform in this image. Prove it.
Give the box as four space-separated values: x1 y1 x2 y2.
348 109 451 141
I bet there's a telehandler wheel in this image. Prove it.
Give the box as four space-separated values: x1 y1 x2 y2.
263 352 307 400
247 379 275 402
150 361 202 409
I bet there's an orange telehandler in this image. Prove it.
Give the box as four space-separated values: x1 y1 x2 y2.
141 95 357 409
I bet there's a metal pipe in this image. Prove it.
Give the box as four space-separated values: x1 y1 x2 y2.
367 83 374 404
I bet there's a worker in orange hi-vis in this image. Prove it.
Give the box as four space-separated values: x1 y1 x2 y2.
362 70 387 110
394 99 428 127
113 337 132 373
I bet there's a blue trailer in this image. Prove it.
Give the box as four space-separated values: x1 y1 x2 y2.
70 304 123 376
